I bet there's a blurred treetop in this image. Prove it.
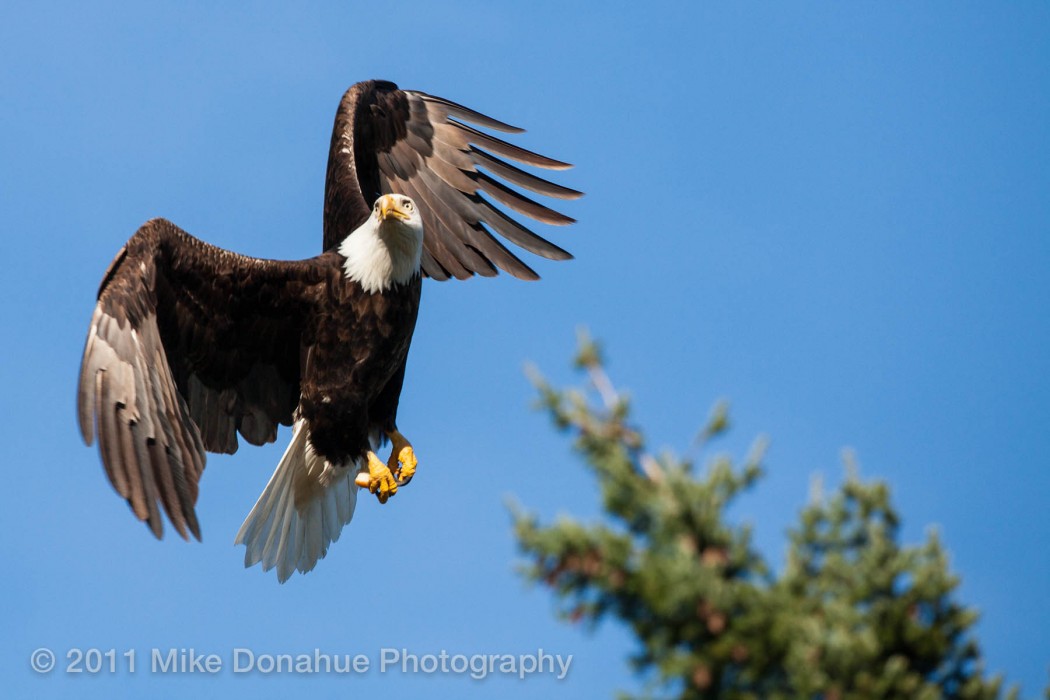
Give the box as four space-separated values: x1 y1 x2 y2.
513 333 1033 700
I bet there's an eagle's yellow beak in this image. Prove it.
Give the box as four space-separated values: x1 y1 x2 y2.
378 195 410 222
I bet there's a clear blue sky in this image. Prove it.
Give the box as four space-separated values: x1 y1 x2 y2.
3 2 1048 697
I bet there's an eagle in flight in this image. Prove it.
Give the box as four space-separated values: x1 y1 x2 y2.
77 80 579 582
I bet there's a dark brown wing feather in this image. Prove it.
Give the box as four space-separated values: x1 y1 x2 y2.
322 80 580 280
77 219 327 540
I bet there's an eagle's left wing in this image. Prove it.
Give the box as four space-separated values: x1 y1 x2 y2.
323 80 581 280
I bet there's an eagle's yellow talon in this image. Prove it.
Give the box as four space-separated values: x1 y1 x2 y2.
355 451 397 503
387 429 417 486
396 446 417 482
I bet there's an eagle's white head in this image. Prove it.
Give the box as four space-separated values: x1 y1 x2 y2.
340 194 424 294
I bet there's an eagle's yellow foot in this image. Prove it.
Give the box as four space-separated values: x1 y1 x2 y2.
387 429 417 486
354 451 397 504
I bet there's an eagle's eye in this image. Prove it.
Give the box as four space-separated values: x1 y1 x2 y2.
402 199 414 211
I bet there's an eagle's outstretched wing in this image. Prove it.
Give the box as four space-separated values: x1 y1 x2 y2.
77 218 326 539
323 80 581 280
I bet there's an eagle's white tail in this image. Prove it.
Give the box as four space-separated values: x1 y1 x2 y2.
235 420 358 583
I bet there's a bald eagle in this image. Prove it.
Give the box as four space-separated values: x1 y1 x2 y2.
77 80 579 582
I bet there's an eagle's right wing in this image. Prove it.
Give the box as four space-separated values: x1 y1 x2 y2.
77 218 325 539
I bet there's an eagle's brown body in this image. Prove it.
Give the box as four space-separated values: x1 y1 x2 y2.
298 259 421 467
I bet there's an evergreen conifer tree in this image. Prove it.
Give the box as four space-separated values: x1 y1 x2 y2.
513 334 1028 700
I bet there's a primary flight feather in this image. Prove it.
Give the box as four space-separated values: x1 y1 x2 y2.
77 80 579 582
